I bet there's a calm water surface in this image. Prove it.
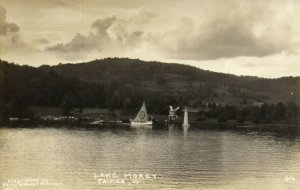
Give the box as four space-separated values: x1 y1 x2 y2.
0 126 300 190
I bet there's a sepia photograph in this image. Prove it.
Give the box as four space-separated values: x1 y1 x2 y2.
0 0 299 189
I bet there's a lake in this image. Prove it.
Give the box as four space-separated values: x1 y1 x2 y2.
0 125 300 190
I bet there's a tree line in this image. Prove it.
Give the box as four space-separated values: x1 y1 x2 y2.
201 102 299 124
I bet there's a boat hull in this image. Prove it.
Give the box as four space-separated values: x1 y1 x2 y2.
130 120 153 128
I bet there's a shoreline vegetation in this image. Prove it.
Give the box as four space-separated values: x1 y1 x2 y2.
0 57 299 133
1 106 299 134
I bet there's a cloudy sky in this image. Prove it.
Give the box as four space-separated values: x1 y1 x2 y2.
0 0 299 78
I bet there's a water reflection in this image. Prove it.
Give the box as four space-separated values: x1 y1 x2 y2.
183 127 188 139
0 126 299 190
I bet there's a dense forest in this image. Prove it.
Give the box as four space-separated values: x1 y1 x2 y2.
0 58 299 124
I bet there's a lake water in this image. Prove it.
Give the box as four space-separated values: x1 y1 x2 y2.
0 125 300 190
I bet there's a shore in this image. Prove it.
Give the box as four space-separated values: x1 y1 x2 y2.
1 118 299 135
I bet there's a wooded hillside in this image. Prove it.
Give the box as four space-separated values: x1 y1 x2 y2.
0 58 299 123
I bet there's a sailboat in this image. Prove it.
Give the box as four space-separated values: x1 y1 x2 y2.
182 106 190 128
130 101 153 127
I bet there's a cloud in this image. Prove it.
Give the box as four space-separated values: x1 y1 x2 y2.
46 33 98 59
0 4 56 65
153 18 274 60
33 38 50 45
127 9 156 25
0 5 22 54
46 10 155 60
91 15 117 37
46 15 117 59
1 0 74 9
45 0 72 7
45 0 300 62
0 0 299 78
150 0 296 60
0 6 19 35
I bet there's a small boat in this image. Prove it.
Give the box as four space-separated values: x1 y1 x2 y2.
89 120 104 125
130 101 153 128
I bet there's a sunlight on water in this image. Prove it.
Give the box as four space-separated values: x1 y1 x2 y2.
0 126 300 190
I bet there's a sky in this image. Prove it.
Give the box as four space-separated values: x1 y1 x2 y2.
0 0 300 78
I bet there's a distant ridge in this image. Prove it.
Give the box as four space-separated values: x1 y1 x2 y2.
41 57 299 103
0 58 299 117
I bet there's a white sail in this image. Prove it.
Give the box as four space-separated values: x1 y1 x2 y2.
182 107 190 128
132 101 149 122
131 101 153 127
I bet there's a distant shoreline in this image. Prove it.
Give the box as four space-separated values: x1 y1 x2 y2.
1 119 299 135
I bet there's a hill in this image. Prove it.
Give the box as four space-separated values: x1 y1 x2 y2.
0 58 299 122
40 58 299 105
